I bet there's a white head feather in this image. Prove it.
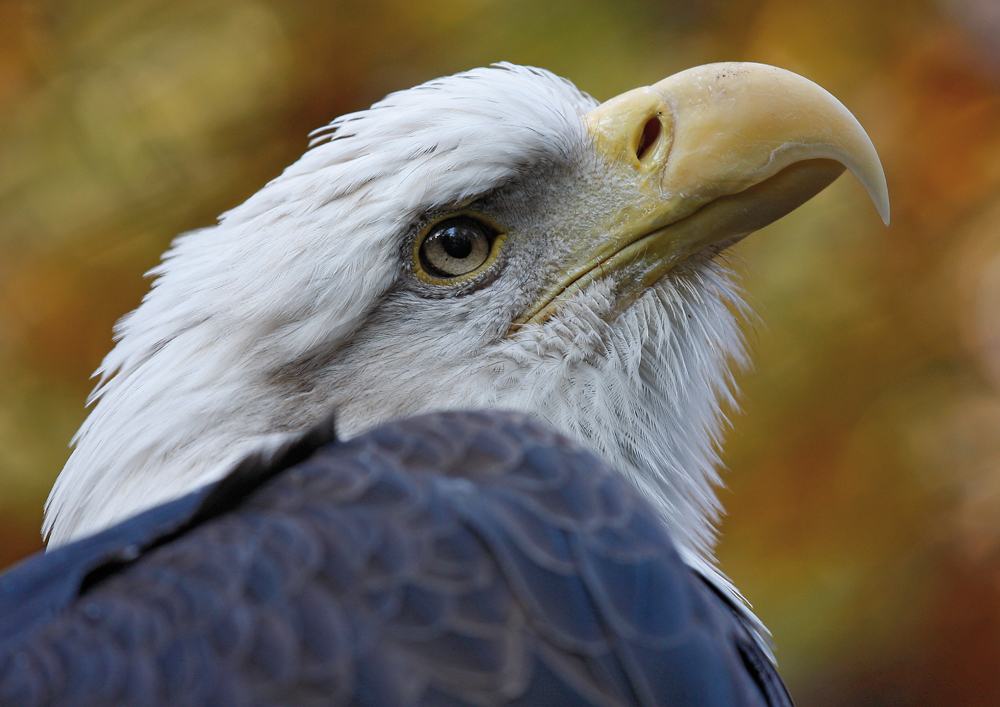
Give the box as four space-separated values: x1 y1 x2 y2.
44 62 754 631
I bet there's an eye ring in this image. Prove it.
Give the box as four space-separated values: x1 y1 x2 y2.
414 215 503 284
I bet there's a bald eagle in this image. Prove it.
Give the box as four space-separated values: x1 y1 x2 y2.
1 62 886 705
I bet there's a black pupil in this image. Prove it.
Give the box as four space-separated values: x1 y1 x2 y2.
441 228 473 259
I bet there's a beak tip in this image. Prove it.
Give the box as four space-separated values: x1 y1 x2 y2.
873 183 890 226
848 143 890 226
867 171 891 226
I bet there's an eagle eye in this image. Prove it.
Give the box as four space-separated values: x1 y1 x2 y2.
416 216 500 281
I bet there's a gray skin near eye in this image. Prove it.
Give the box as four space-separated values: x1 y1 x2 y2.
420 218 494 278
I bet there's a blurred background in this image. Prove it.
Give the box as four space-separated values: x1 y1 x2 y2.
1 0 999 703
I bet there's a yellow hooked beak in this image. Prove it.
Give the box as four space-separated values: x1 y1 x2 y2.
515 62 889 329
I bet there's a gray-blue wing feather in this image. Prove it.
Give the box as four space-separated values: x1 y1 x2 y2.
0 410 792 707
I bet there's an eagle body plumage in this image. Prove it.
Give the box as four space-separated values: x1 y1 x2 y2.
1 411 789 707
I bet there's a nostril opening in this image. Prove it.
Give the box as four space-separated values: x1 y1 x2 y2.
636 116 661 161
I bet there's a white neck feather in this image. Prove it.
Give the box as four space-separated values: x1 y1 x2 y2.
46 253 748 570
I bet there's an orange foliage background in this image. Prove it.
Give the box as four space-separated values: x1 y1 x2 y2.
3 0 1000 704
